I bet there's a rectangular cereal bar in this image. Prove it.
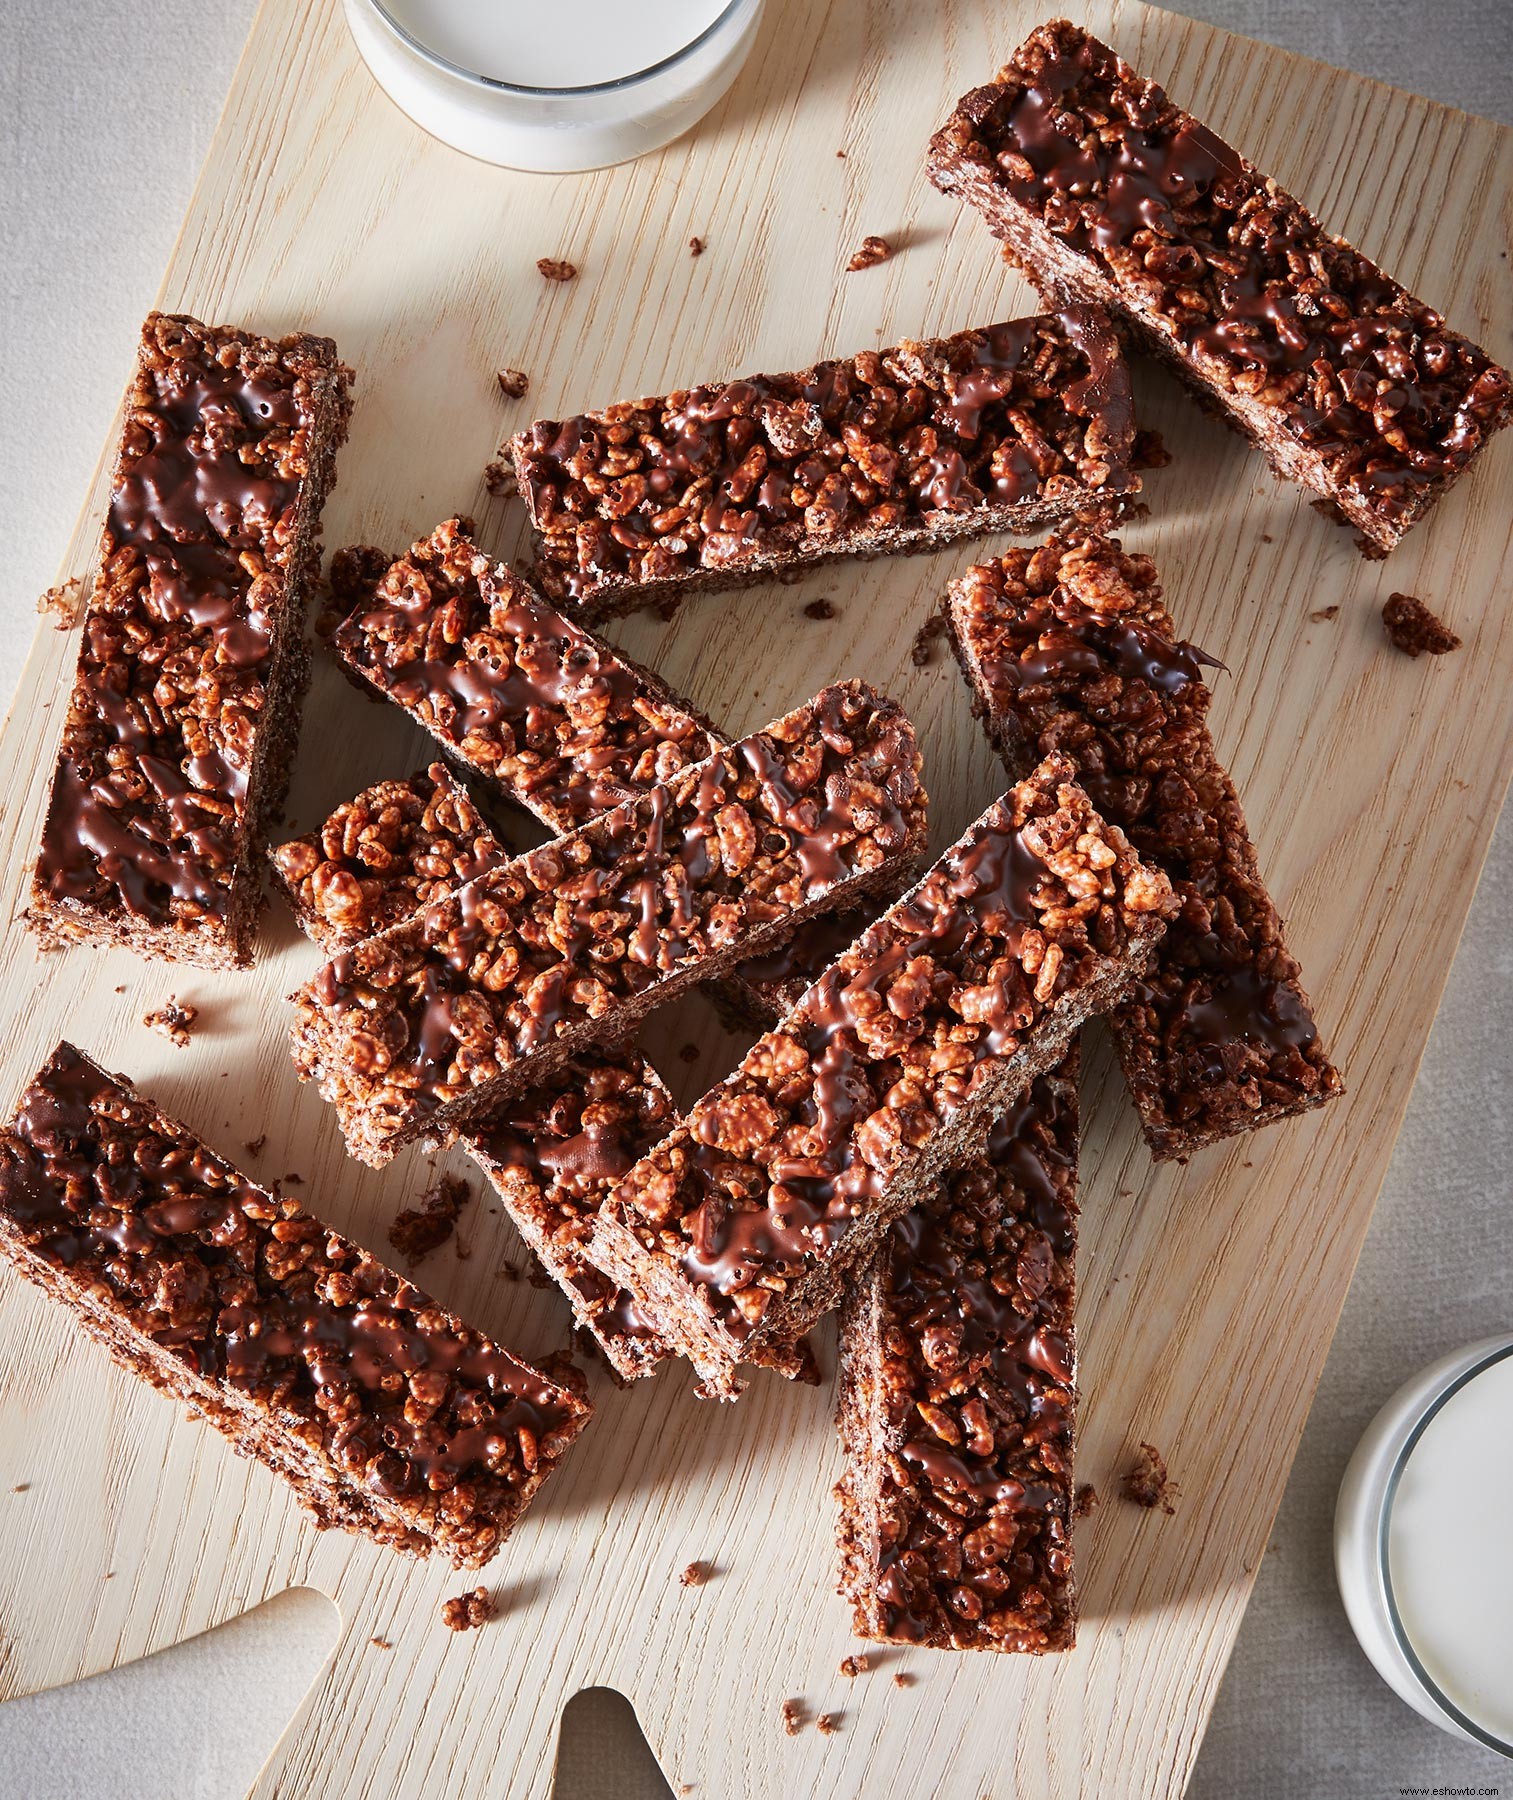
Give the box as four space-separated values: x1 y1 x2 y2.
329 517 721 834
588 753 1173 1397
946 531 1341 1159
323 523 887 1021
270 763 511 954
507 309 1137 621
0 1043 589 1567
461 1052 678 1383
289 680 927 1166
836 1056 1079 1652
927 20 1513 552
30 312 353 967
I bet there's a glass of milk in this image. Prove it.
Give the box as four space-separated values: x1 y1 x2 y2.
343 0 765 171
1336 1335 1513 1755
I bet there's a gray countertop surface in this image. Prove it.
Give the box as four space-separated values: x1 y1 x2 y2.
1 3 1509 1795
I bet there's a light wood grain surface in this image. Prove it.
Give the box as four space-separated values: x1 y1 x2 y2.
0 1 1509 1796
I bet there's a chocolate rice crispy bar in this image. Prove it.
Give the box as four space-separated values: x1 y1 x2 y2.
289 681 927 1167
836 1057 1079 1651
29 313 353 968
946 531 1341 1159
461 1053 677 1382
0 1043 589 1566
270 763 511 955
323 522 886 1023
588 753 1174 1397
927 21 1513 553
329 517 721 835
506 310 1137 621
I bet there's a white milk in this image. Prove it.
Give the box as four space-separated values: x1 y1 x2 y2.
1387 1353 1513 1743
386 0 732 88
345 0 762 170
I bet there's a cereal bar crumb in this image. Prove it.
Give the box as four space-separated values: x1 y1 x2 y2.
370 1636 392 1650
804 598 836 620
892 1672 912 1689
846 235 893 271
484 460 517 501
441 1587 495 1632
537 258 578 282
815 1713 839 1736
678 1042 700 1063
496 368 529 400
37 578 83 629
781 1700 804 1736
1130 428 1171 470
388 1174 474 1267
839 1655 867 1677
1383 592 1461 658
243 1134 267 1157
1309 605 1340 623
911 612 947 666
142 999 197 1048
689 236 706 257
1123 1442 1177 1514
680 1561 708 1587
1073 1483 1100 1519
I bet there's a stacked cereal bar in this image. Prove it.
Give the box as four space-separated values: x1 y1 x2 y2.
837 1059 1079 1651
270 763 510 953
947 531 1341 1158
0 1044 589 1566
927 20 1512 550
589 754 1174 1396
506 310 1137 620
320 518 887 1025
289 681 927 1165
31 313 352 967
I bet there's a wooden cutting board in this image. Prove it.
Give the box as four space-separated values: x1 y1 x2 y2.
0 1 1509 1794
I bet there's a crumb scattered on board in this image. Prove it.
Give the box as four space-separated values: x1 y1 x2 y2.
804 597 836 620
1130 428 1171 470
537 257 578 282
370 1636 392 1651
499 1260 523 1283
388 1174 473 1267
1383 591 1461 658
911 612 947 666
839 1654 868 1678
143 998 197 1048
483 458 517 498
1309 605 1339 623
1123 1442 1177 1515
689 236 706 257
678 1042 700 1063
1073 1483 1100 1519
496 368 529 399
679 1561 708 1588
815 1713 839 1736
846 235 893 272
243 1134 267 1158
892 1671 913 1689
781 1700 804 1736
441 1587 495 1632
37 578 83 629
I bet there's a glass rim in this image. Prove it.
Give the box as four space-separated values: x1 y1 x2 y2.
1377 1338 1513 1761
360 0 752 98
